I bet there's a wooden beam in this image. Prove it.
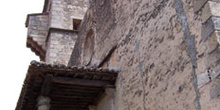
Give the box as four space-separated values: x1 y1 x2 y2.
52 77 113 87
51 101 89 104
52 83 101 89
51 88 100 94
50 107 87 110
51 99 92 103
40 74 53 96
50 91 97 97
50 95 94 99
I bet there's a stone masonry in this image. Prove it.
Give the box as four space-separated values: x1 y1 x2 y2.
69 0 220 110
45 29 77 65
24 0 220 109
26 0 89 65
26 13 49 60
193 0 220 109
26 13 48 50
49 0 88 30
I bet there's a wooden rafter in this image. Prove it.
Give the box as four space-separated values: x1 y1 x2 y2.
52 76 113 87
16 61 118 110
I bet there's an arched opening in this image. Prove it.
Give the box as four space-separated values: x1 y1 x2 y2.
83 29 95 65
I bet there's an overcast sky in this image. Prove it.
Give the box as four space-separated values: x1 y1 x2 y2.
0 0 44 109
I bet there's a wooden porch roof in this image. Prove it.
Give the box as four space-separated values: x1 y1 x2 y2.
16 61 118 110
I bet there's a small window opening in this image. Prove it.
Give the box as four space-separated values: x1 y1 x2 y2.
73 19 82 30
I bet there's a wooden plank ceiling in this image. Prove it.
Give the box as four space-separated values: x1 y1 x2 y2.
16 60 118 110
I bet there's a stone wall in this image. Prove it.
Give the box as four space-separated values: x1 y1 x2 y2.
96 95 115 110
27 13 49 51
25 0 89 62
46 29 77 65
69 0 220 110
49 0 89 30
192 0 220 110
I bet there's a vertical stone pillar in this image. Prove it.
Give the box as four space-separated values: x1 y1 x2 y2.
105 88 115 110
37 96 51 110
105 88 115 97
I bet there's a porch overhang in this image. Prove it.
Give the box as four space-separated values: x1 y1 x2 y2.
16 61 118 110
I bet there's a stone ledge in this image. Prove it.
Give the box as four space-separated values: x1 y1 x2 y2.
203 31 220 68
193 0 208 12
193 0 220 12
197 65 220 88
202 16 220 40
202 1 220 23
206 31 220 54
197 70 211 88
26 13 49 27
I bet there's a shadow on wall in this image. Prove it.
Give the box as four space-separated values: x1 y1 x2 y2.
83 29 95 66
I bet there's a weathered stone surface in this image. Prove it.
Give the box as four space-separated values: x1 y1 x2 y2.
70 0 203 109
46 29 77 65
27 14 49 50
193 0 208 12
200 79 220 110
197 9 220 110
197 71 211 88
202 1 220 23
202 17 220 39
24 0 220 110
207 31 219 54
210 80 220 99
201 31 220 69
96 94 115 110
193 0 220 12
49 0 89 30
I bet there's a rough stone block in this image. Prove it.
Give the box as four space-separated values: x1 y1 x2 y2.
210 66 220 79
202 1 220 23
193 0 208 12
207 31 219 53
105 88 115 97
210 80 220 99
193 0 220 12
216 31 220 44
205 49 220 69
49 0 88 30
50 53 57 57
197 71 211 88
202 17 220 40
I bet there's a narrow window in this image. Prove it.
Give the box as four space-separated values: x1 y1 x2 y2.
73 19 82 30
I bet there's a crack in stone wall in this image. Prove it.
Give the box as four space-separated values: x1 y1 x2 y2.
69 0 204 109
135 41 146 110
174 0 201 110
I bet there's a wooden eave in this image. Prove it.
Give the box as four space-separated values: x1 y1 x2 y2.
16 60 118 110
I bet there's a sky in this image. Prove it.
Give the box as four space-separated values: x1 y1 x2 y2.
0 0 44 109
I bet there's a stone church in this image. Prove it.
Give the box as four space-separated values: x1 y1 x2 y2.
16 0 220 110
